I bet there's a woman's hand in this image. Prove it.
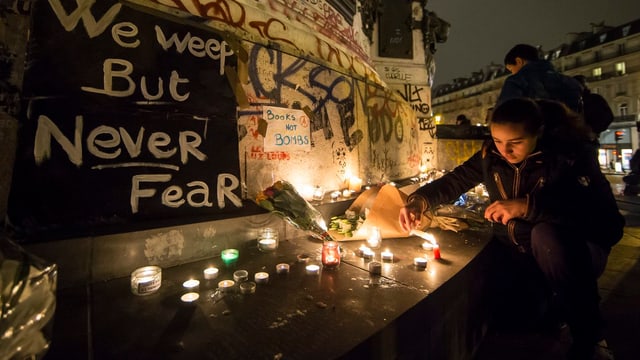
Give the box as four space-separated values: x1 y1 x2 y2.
399 195 427 232
484 198 527 225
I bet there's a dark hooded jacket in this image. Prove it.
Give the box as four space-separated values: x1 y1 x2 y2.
412 138 624 251
497 60 583 112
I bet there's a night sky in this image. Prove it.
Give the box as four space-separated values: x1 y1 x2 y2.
427 0 640 86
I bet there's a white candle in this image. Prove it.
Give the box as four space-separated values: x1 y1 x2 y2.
218 280 235 292
203 267 219 280
258 238 277 251
312 186 324 201
254 272 270 284
182 279 200 291
180 292 199 303
305 264 320 275
348 176 362 192
422 242 434 250
414 257 428 268
363 248 375 260
342 189 351 198
381 250 394 262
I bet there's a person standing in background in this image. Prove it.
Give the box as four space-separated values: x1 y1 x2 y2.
497 44 583 112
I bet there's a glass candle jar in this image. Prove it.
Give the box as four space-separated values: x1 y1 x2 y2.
366 227 382 249
130 266 162 296
257 228 278 252
321 241 341 269
221 249 239 267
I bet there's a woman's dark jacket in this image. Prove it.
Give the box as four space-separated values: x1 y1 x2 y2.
412 138 624 250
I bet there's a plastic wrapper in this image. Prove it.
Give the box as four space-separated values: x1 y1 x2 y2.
1 237 57 359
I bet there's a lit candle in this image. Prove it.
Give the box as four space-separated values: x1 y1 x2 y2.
362 248 375 260
180 292 199 304
366 227 382 249
254 272 269 284
422 242 434 250
257 228 278 252
381 249 394 262
276 263 290 274
357 245 369 257
221 249 239 267
130 266 162 296
218 279 235 292
348 176 362 192
433 245 441 260
312 186 324 201
239 281 256 294
321 241 341 269
330 191 340 201
305 264 320 275
297 253 311 263
233 270 249 283
414 257 428 269
203 267 219 280
342 189 351 198
182 279 200 291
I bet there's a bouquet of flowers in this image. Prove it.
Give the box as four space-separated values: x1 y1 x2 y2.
255 180 334 241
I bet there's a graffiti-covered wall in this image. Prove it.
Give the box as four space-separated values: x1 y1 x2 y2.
1 0 433 238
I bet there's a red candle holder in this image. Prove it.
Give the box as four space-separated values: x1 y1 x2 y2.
321 241 341 269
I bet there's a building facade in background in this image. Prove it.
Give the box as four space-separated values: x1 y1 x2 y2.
432 18 640 171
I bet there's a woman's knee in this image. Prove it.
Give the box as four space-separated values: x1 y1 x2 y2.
531 223 562 252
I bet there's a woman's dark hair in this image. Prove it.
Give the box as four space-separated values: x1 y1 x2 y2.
490 97 544 137
490 97 594 153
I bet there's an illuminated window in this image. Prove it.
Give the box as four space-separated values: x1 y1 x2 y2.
592 67 602 77
434 114 442 124
616 62 626 75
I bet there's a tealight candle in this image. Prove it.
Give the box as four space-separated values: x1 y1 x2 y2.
203 267 219 280
240 281 257 294
182 279 200 291
254 272 269 284
330 191 340 201
357 245 369 257
180 292 199 304
342 189 351 198
348 176 362 192
362 248 375 260
221 249 239 267
233 270 249 283
312 186 324 201
297 254 311 263
276 263 290 274
422 242 434 250
414 257 428 269
305 264 320 275
381 250 394 262
218 279 235 292
257 228 279 252
130 266 162 296
433 245 441 260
